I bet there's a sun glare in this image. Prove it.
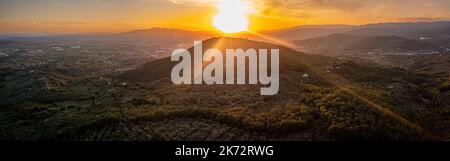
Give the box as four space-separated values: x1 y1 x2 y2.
213 0 249 33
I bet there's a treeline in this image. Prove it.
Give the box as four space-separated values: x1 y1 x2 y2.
127 104 314 134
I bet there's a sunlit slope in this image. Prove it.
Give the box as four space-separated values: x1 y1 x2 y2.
119 37 319 82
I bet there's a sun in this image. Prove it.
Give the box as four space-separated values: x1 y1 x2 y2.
213 0 249 33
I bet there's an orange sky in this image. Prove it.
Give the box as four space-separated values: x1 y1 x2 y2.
1 0 450 33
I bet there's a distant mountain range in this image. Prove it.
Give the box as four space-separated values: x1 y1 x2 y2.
3 21 450 44
0 28 213 43
2 21 450 57
287 21 450 55
272 21 450 41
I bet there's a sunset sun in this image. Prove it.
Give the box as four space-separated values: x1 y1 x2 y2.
213 0 250 33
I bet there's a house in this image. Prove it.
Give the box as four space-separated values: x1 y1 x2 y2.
302 73 309 78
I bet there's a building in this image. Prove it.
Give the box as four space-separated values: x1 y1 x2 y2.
302 73 309 78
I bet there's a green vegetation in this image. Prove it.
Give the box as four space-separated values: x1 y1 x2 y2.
1 37 448 141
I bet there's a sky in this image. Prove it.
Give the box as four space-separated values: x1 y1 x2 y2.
1 0 450 33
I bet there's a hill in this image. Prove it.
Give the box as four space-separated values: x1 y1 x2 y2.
346 36 437 53
264 25 356 41
294 34 442 55
119 37 299 82
115 37 449 140
293 33 361 54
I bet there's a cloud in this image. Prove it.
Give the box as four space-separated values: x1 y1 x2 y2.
244 0 376 20
259 0 368 11
395 17 441 22
168 0 217 6
135 0 450 22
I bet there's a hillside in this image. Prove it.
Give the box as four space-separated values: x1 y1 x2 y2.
294 35 442 55
346 36 437 53
293 34 361 55
263 25 356 41
114 37 449 140
352 21 450 39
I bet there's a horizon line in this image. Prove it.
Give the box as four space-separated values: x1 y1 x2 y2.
1 20 450 36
